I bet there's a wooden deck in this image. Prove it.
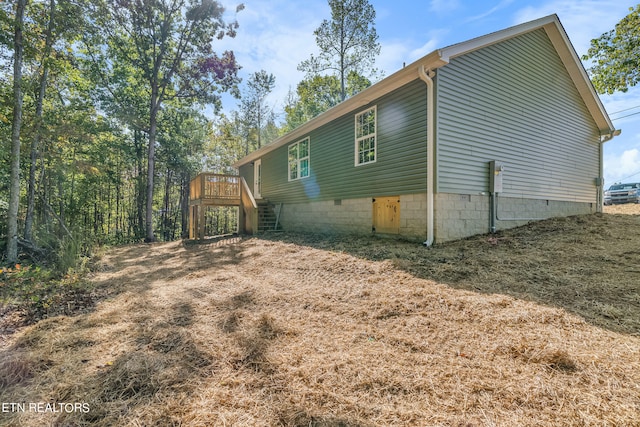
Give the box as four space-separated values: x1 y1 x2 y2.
189 173 258 239
189 173 241 206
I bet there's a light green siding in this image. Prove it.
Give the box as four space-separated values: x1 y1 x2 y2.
243 80 428 204
436 28 601 202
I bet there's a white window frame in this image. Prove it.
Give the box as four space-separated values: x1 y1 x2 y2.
355 106 377 166
288 137 310 181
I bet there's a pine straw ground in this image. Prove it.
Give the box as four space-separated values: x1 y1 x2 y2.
1 206 639 426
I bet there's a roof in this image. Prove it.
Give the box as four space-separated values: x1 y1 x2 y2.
233 14 617 168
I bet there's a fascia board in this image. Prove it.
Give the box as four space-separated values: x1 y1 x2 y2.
438 15 561 62
439 14 616 136
541 21 616 136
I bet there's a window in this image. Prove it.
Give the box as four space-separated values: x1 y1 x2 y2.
288 137 310 180
355 106 377 166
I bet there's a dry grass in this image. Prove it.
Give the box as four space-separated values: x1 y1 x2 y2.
1 207 639 426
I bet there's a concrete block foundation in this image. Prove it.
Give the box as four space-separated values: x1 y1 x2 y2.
275 193 596 243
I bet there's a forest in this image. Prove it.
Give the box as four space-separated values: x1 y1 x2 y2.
0 0 381 270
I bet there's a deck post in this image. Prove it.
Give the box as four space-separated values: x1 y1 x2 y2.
188 173 250 239
197 205 205 240
189 206 194 239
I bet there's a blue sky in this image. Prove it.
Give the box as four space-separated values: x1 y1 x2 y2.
218 0 640 186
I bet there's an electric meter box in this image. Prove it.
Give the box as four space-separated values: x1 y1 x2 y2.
489 161 504 193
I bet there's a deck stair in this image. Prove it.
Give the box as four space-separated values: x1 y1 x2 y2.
258 201 283 232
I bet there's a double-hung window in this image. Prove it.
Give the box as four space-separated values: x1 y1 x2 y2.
355 106 377 166
288 137 310 180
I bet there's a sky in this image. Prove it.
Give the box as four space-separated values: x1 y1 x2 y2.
217 0 640 187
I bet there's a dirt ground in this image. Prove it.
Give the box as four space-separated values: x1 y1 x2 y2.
1 205 639 426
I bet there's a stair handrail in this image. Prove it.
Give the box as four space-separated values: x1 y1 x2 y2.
240 177 258 209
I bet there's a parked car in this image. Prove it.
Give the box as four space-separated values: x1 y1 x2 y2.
604 183 640 205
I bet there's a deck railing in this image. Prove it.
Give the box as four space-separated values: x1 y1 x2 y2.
190 173 240 202
189 173 258 238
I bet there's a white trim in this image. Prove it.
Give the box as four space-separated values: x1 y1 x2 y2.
354 106 377 166
254 159 262 199
288 137 310 181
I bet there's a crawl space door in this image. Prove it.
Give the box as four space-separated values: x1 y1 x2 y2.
372 196 400 234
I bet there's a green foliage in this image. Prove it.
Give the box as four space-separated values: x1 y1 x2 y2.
283 71 372 131
240 70 276 150
206 112 248 171
0 0 249 258
298 0 380 101
0 264 94 323
582 5 640 94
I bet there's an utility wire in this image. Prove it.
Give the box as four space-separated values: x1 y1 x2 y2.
611 110 640 121
609 104 640 115
617 170 640 182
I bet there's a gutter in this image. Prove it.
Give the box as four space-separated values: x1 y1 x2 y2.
418 66 436 247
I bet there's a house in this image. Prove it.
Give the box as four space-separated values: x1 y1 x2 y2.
231 14 618 244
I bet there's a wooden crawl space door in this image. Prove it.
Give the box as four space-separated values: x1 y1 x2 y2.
372 196 400 234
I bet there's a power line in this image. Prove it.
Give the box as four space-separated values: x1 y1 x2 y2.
611 110 640 121
617 170 640 182
609 104 640 115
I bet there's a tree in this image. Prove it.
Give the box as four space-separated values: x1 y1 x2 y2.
582 5 640 94
298 0 380 102
24 0 56 242
6 0 27 264
283 71 371 131
88 0 242 242
240 70 275 152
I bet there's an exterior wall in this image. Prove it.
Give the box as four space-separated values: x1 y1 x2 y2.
436 28 601 203
434 192 595 242
275 191 594 243
278 193 428 241
239 80 428 205
279 198 372 236
236 27 604 243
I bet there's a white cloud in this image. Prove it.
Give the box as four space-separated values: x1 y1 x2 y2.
512 0 632 54
465 0 515 23
378 36 441 76
217 1 326 112
601 86 640 126
604 147 640 185
429 0 462 15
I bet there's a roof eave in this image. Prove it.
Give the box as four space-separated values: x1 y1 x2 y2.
540 19 616 136
436 14 616 137
232 51 446 168
233 14 618 168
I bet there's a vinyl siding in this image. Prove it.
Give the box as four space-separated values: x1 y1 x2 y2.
436 28 600 202
249 80 428 204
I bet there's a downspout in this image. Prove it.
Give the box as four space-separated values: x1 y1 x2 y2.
597 139 604 213
418 66 436 247
598 130 620 213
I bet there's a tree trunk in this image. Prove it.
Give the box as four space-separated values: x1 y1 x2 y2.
6 0 27 264
180 171 190 239
162 168 172 241
145 87 160 242
134 129 145 239
25 0 56 242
